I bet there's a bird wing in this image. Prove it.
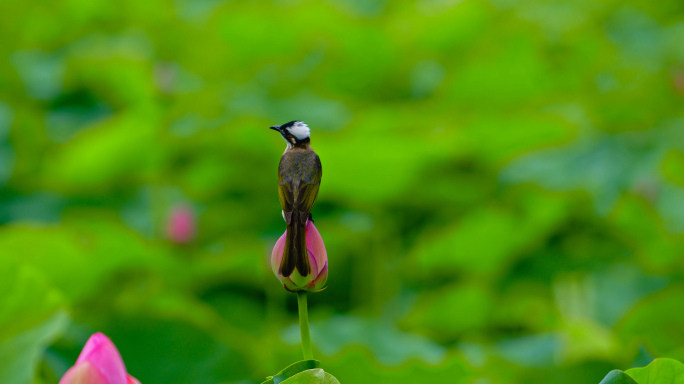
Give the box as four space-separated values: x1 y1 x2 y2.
278 173 295 225
277 150 322 277
296 154 322 221
278 151 322 224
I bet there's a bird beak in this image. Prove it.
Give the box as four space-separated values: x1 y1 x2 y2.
270 125 281 131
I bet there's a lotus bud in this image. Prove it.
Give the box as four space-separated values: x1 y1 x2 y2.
60 333 140 384
166 205 196 244
271 220 328 292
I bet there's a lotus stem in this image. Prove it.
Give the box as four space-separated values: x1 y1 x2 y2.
297 291 313 360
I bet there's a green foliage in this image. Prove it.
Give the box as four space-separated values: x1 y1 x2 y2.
600 359 684 384
626 359 684 384
1 0 684 383
279 369 340 384
325 349 471 383
262 360 321 384
0 260 68 384
600 371 639 384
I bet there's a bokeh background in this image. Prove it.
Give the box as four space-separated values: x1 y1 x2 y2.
2 0 684 383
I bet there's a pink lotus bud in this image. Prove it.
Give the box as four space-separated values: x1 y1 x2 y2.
271 220 328 292
60 333 140 384
166 205 196 244
675 72 684 93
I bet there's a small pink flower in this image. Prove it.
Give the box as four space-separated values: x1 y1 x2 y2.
166 205 196 244
271 221 328 292
60 333 140 384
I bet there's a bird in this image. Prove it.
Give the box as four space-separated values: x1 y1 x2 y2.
270 121 322 280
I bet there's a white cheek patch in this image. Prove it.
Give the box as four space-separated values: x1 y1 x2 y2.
288 121 310 140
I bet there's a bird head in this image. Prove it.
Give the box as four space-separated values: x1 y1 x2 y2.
270 121 310 147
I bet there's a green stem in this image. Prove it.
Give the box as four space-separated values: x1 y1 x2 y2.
297 291 313 360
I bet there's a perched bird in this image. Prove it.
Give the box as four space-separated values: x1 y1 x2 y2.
270 121 322 281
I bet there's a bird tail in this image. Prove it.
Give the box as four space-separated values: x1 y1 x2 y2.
281 209 310 277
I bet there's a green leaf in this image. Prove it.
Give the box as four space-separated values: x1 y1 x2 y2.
0 260 69 384
598 359 684 384
262 360 320 384
44 113 158 188
405 282 494 339
280 369 340 384
322 349 471 384
281 316 446 365
0 221 163 302
412 191 568 276
0 311 68 384
625 358 684 384
618 287 684 361
103 316 253 384
599 370 639 384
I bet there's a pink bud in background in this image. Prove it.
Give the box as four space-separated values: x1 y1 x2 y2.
60 333 140 384
166 205 196 244
674 72 684 93
271 220 328 292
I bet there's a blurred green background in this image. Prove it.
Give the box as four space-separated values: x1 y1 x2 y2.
2 0 684 383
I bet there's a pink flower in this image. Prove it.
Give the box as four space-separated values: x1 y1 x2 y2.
60 333 140 384
271 220 328 292
166 205 196 244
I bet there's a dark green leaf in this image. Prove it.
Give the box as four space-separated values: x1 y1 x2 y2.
280 369 340 384
599 370 639 384
262 360 320 384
